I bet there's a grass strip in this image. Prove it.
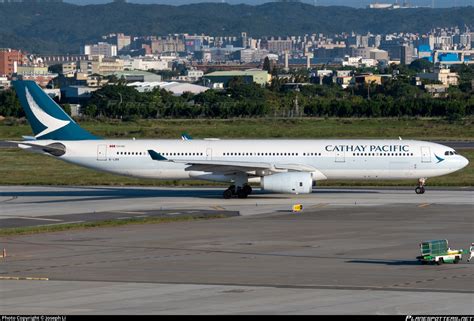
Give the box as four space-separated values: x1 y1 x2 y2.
0 214 229 237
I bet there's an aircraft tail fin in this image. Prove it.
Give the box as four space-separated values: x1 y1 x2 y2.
12 80 100 140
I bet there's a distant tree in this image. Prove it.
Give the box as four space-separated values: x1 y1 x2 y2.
48 64 62 74
0 89 23 117
0 3 473 55
409 59 433 72
61 103 71 116
263 57 272 73
83 104 98 117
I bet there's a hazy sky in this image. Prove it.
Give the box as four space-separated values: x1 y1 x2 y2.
65 0 474 8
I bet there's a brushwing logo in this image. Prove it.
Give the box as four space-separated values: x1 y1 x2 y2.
435 154 445 163
25 87 70 138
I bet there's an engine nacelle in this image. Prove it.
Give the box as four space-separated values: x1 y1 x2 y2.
261 172 313 194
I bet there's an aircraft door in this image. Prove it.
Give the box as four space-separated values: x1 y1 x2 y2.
97 144 107 161
335 150 345 163
421 146 431 163
206 148 212 160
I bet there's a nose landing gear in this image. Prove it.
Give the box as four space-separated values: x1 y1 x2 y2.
415 178 426 194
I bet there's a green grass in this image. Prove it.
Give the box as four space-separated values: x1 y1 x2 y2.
0 214 228 237
1 117 473 140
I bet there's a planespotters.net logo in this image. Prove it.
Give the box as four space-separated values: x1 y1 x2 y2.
406 317 474 321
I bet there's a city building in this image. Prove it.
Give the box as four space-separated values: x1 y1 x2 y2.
14 61 57 87
185 69 204 82
61 86 99 104
424 84 449 98
417 68 459 86
116 33 131 53
83 42 117 58
37 54 88 66
60 62 78 76
79 56 124 75
16 65 49 76
235 48 270 63
401 44 414 65
369 48 389 61
0 48 24 77
106 70 162 82
151 38 185 54
203 70 270 87
128 81 208 96
354 74 383 85
0 76 10 90
336 75 353 89
263 39 293 54
122 56 170 71
184 35 204 53
18 73 57 88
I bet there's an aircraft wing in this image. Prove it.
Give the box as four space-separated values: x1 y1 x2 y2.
148 149 320 175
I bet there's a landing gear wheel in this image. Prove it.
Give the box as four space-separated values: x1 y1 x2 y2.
415 178 426 194
415 186 425 194
243 185 252 195
237 188 248 199
223 189 233 199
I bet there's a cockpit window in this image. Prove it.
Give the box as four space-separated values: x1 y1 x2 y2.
445 151 456 156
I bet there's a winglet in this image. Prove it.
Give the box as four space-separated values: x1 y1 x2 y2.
148 150 168 161
181 132 192 140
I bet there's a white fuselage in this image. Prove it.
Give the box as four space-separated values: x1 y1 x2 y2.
24 139 469 184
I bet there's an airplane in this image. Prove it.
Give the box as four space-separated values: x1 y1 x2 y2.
9 80 469 199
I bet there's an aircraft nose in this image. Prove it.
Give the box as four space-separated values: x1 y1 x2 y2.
459 156 469 169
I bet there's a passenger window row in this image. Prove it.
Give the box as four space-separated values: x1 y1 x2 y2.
352 153 414 157
223 152 300 156
116 151 418 158
117 151 146 156
117 152 204 156
222 152 322 156
162 152 204 156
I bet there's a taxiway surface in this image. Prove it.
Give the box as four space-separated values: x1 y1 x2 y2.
0 186 473 314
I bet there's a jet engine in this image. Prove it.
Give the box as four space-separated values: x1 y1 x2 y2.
261 172 313 194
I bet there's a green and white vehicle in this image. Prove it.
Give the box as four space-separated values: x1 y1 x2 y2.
417 239 463 265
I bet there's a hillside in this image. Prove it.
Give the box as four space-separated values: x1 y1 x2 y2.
0 2 472 54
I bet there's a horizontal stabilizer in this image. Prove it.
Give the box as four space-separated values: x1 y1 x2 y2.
10 141 66 156
148 150 168 161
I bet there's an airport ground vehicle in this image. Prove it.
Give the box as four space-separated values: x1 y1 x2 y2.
417 239 464 265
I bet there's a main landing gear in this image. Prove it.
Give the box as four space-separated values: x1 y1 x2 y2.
415 178 426 194
223 184 252 199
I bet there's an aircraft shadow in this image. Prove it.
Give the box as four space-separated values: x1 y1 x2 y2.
347 259 421 266
0 186 380 203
